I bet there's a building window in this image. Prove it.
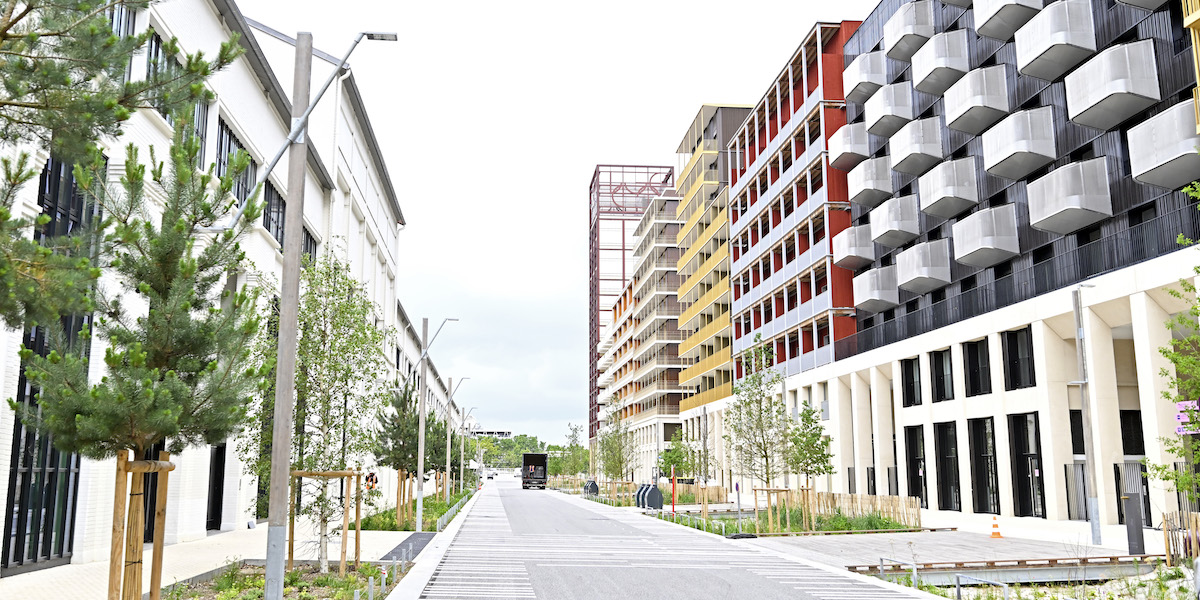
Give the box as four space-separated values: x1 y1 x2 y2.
193 101 211 164
968 417 1000 515
931 349 953 402
901 357 921 407
905 425 927 509
1002 327 1036 391
107 5 137 84
1008 412 1046 518
261 183 286 245
302 226 318 261
216 120 258 204
145 32 176 121
964 338 991 397
1070 409 1085 455
934 421 961 511
1120 410 1145 456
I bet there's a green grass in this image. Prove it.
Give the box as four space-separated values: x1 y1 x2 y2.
355 490 472 531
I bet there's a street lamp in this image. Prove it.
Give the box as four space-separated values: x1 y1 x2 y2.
459 406 478 493
445 378 470 502
1070 283 1101 546
262 30 395 600
416 317 457 533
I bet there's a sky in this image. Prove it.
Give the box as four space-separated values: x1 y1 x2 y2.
235 0 882 445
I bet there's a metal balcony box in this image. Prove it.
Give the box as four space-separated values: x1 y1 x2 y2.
913 30 970 96
918 157 979 218
1015 0 1096 82
976 0 1042 42
848 157 894 209
897 239 952 294
1065 40 1160 131
1116 0 1168 8
952 204 1020 268
870 194 921 248
1128 98 1200 190
865 81 915 138
1027 157 1113 235
833 224 875 270
884 0 935 62
844 51 887 104
830 122 870 171
890 117 945 176
982 107 1056 180
945 66 1010 135
853 266 900 312
942 0 973 5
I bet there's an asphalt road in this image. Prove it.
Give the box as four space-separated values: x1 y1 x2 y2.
414 476 939 600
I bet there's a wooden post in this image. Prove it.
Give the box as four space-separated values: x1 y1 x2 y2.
122 463 146 600
288 476 296 571
148 451 171 600
753 490 760 534
108 451 129 600
340 476 351 575
396 470 403 527
355 473 362 570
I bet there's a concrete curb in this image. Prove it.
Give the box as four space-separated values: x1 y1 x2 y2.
386 487 484 599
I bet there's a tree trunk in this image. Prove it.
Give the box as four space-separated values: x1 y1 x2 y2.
318 481 329 574
121 470 145 600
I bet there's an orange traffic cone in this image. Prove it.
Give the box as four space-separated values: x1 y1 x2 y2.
990 516 1003 539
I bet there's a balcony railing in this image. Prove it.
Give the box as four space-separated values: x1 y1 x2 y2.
679 277 730 329
681 382 733 413
836 202 1200 360
680 347 732 385
679 314 731 356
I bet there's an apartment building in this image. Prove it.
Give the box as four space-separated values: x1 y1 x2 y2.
674 105 750 488
589 166 674 450
597 192 686 483
0 0 452 575
785 0 1200 528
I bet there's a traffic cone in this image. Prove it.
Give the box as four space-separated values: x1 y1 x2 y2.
990 516 1002 539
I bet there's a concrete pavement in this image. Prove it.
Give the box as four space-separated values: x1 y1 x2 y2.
399 476 941 600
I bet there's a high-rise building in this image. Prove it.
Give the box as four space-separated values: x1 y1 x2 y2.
794 0 1200 527
589 166 673 446
673 105 750 487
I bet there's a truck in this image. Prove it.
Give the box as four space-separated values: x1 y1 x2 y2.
522 453 548 489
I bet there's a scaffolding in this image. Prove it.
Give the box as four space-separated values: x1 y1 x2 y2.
589 165 673 440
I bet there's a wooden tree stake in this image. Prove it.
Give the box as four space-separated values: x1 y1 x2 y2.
122 464 146 600
340 476 351 575
355 473 362 570
149 451 171 600
288 475 296 571
108 451 129 600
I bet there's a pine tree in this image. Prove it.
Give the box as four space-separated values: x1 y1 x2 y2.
0 1 241 330
723 334 791 487
240 252 392 573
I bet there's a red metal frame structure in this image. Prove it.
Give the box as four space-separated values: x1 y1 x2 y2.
589 165 673 440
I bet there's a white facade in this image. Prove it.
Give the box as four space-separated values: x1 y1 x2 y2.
0 0 455 573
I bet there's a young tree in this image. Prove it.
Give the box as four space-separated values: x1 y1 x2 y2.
723 335 791 487
658 427 697 480
11 121 264 592
240 253 392 573
597 409 634 482
0 3 241 329
787 403 834 487
564 422 588 477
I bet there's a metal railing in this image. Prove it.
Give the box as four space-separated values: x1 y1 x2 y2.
435 490 474 532
879 556 920 586
954 574 1009 600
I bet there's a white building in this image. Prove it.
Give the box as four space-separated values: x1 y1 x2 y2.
0 0 455 576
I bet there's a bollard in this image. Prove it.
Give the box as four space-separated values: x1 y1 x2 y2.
354 591 360 600
381 569 387 589
369 576 375 600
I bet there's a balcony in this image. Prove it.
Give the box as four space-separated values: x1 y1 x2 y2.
897 239 952 294
944 66 1010 135
942 0 972 6
680 347 732 386
848 157 894 209
830 122 870 171
844 51 887 104
630 403 681 424
918 157 978 218
1027 157 1113 235
982 107 1056 180
1065 40 1160 131
679 313 731 357
870 194 921 248
883 0 935 62
952 203 1020 268
1129 98 1200 190
865 82 915 138
889 117 944 176
853 266 900 313
1014 0 1095 82
913 30 969 96
681 382 733 412
1117 0 1168 9
833 224 875 270
976 0 1041 42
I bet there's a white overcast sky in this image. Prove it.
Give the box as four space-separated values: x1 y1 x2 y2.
236 0 882 445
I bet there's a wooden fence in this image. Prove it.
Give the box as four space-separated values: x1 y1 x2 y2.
1163 511 1200 566
665 482 727 504
812 492 922 528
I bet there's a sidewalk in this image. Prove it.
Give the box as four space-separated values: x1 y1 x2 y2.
0 522 418 600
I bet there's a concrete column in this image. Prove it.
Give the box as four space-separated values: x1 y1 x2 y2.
1130 291 1180 520
1033 320 1075 521
1083 306 1123 525
987 332 1016 517
871 366 895 496
829 376 854 493
851 370 873 494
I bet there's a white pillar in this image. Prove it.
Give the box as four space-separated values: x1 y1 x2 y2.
1131 291 1180 521
1083 306 1122 525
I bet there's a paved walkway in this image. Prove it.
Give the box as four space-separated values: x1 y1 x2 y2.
0 521 418 599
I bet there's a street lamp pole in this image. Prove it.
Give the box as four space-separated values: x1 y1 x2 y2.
1071 284 1101 546
416 317 457 532
446 378 470 501
459 407 478 493
262 30 396 600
